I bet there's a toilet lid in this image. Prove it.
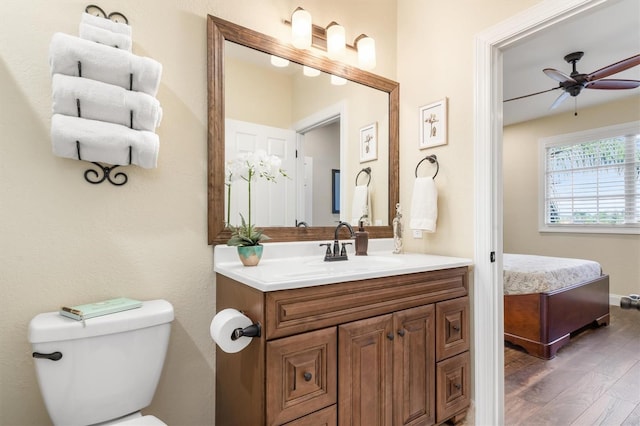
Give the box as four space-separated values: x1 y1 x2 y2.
115 415 166 425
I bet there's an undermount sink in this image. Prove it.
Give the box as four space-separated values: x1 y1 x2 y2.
214 239 473 292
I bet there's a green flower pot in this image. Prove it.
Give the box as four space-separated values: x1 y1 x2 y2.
237 245 264 266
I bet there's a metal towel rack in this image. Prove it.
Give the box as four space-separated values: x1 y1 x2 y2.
73 6 132 186
415 154 439 179
355 167 372 186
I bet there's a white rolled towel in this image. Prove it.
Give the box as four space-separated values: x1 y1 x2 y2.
79 23 132 51
52 74 162 131
51 114 159 169
49 32 162 97
410 177 438 232
81 12 131 36
351 185 371 226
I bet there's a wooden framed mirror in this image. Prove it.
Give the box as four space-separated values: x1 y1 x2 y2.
207 15 399 245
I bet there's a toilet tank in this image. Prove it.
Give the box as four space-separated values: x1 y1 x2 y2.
28 299 174 426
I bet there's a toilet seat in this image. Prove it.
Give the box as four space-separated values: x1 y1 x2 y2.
113 415 166 425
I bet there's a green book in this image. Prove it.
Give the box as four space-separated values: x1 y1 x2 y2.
60 297 142 321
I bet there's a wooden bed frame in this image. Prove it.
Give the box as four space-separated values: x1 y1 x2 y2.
503 274 610 359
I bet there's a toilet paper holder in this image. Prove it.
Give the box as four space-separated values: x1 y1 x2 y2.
231 322 261 341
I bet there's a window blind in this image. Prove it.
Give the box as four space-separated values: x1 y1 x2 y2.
543 130 640 230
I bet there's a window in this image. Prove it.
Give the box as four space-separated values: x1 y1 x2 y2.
539 121 640 234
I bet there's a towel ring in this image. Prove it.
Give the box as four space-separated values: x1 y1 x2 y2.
355 167 371 186
415 154 439 179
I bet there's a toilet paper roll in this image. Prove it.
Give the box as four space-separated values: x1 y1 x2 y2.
210 308 254 353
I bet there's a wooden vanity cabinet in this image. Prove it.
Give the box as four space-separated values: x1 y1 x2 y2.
215 266 470 426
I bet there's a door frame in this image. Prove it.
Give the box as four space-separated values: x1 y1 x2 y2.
472 0 607 424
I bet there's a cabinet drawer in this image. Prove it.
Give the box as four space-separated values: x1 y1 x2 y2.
267 327 337 425
436 296 469 361
284 405 337 426
436 352 470 423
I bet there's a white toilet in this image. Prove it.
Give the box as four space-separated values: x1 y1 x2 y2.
28 299 174 426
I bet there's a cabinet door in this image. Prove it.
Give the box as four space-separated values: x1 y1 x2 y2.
267 327 337 425
393 305 436 426
338 314 393 426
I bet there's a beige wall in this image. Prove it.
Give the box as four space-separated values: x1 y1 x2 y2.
0 0 397 425
396 0 539 257
503 95 640 297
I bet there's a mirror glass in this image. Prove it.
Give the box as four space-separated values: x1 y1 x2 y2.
207 15 399 245
225 41 389 228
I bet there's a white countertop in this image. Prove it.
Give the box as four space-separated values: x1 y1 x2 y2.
214 239 472 292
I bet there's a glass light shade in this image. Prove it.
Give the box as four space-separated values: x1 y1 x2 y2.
303 66 321 77
330 75 347 86
356 35 376 70
291 8 312 49
270 55 290 67
326 22 345 60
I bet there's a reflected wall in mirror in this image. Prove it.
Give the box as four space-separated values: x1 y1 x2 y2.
207 15 399 245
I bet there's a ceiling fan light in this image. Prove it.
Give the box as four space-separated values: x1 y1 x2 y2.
291 7 312 49
326 22 345 60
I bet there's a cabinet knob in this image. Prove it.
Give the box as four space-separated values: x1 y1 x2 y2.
303 372 312 382
454 383 462 390
387 332 394 341
452 325 460 332
397 329 406 337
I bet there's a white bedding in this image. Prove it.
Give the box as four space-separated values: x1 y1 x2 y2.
503 253 602 295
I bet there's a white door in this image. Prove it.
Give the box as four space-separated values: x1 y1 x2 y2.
225 119 297 227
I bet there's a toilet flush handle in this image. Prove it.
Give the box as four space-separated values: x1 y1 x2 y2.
32 351 63 361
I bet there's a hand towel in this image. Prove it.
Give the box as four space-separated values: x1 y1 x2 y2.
52 74 163 131
49 32 162 97
351 185 371 226
79 23 132 51
81 12 132 37
51 114 159 169
410 177 438 232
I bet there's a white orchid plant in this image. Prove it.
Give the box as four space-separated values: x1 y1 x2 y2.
225 150 288 246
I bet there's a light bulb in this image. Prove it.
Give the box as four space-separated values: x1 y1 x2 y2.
291 8 312 49
331 75 347 86
326 22 345 60
303 66 321 77
356 34 376 70
270 55 290 67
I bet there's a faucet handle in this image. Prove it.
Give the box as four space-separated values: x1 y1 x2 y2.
319 243 332 256
340 242 353 257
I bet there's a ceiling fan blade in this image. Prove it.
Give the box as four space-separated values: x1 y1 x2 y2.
549 91 570 110
504 87 560 102
587 54 640 81
543 68 576 84
585 79 640 90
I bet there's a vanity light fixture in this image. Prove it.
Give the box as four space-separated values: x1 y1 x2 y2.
270 55 290 67
291 7 312 49
326 22 346 60
303 66 321 77
284 9 376 70
330 75 347 86
355 34 376 70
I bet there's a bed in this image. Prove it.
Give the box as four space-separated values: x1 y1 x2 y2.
503 254 610 359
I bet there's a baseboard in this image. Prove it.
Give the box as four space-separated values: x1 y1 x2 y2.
610 294 624 306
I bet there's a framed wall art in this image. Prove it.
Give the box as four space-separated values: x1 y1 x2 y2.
419 98 448 149
359 122 378 163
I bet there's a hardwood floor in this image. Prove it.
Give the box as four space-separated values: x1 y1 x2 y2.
503 305 640 425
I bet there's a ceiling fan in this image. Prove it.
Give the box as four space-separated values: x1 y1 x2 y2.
504 51 640 110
